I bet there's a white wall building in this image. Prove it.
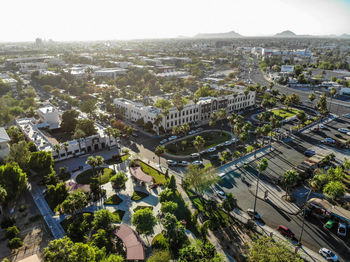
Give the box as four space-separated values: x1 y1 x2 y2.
0 127 10 160
36 105 61 129
94 68 127 79
114 90 256 132
0 73 17 88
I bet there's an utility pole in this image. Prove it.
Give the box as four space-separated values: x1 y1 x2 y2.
253 171 261 213
298 188 313 245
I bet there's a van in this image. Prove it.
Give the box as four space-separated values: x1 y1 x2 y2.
277 225 295 238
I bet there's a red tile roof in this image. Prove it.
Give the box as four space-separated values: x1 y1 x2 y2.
115 224 145 260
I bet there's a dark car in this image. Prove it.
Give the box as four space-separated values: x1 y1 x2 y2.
304 150 317 157
277 225 295 238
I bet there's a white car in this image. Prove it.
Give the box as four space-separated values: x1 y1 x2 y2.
337 223 347 237
179 161 190 167
322 138 335 144
319 248 338 261
207 147 216 153
338 128 349 134
188 130 196 135
320 124 325 129
160 139 168 145
168 136 178 141
224 140 232 146
190 153 200 158
343 113 350 119
192 160 203 166
167 160 177 166
215 189 226 199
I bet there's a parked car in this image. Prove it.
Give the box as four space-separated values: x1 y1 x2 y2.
338 128 349 134
321 138 335 144
192 160 203 166
304 150 317 157
319 248 338 261
189 130 196 135
343 113 350 119
194 123 201 128
160 139 168 145
215 189 226 199
247 208 261 219
324 220 335 229
209 154 219 159
191 153 200 158
168 136 178 141
224 140 233 146
320 124 325 129
167 160 177 166
337 223 347 237
207 147 216 153
179 161 190 167
277 225 295 238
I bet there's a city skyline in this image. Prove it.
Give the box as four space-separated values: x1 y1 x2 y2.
1 0 350 42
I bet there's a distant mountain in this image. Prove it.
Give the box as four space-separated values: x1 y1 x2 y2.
274 30 296 37
194 31 242 38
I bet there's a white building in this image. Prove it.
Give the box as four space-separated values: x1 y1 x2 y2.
0 73 17 88
0 127 10 160
94 68 127 79
36 105 61 129
16 118 117 162
19 62 48 73
281 65 295 73
114 89 256 132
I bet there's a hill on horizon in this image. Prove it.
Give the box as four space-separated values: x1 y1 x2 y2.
194 30 242 38
274 30 297 37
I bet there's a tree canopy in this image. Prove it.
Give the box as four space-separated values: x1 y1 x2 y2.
0 162 27 201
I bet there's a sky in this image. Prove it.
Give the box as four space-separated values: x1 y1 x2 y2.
1 0 350 42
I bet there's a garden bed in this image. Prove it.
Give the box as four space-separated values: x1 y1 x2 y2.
105 154 130 165
113 210 126 223
131 191 149 201
138 160 168 184
76 168 115 185
133 206 153 212
270 108 301 119
165 130 232 155
104 194 123 205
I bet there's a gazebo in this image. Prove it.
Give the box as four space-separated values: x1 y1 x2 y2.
115 224 145 261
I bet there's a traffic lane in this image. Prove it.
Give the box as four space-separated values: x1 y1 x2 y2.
220 169 349 261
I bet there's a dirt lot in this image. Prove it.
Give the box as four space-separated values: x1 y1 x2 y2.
0 190 52 261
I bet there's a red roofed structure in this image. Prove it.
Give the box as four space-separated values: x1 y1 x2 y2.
129 166 153 183
115 224 145 261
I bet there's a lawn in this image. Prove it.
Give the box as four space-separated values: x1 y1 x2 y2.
133 206 153 212
270 108 301 119
76 168 115 185
104 194 123 205
131 191 149 201
138 160 168 184
165 130 232 156
113 210 125 223
105 154 130 165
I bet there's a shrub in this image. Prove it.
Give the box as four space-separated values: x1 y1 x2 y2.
8 237 23 249
131 191 149 201
151 233 168 250
110 171 128 189
1 217 16 229
104 194 123 205
6 226 19 239
129 159 138 167
19 205 26 212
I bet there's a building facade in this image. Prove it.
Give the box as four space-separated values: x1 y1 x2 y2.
0 127 10 160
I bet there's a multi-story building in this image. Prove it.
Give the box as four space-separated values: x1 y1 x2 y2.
0 127 10 160
16 118 117 162
36 105 61 129
94 68 127 79
114 90 256 132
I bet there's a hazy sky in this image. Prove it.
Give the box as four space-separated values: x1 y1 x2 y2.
1 0 350 41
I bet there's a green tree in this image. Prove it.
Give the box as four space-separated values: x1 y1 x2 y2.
253 158 268 213
6 226 19 239
73 128 86 152
6 141 30 169
184 165 218 198
92 229 113 252
155 145 165 166
28 151 54 176
180 123 190 137
132 208 157 237
221 193 237 212
110 171 128 189
248 236 303 262
308 93 316 107
75 119 97 137
161 201 178 215
323 181 345 200
281 169 300 196
61 110 79 133
46 182 68 210
93 209 116 232
61 191 87 215
81 99 97 116
168 174 177 191
193 136 205 157
178 240 224 262
0 162 27 201
6 126 25 144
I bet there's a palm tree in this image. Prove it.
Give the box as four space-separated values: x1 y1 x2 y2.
193 136 205 159
180 123 190 137
308 93 316 108
227 113 237 134
73 129 86 153
239 132 249 155
253 157 268 213
112 128 121 147
281 169 299 196
269 115 280 148
54 144 61 160
218 108 227 135
155 145 165 167
254 126 262 158
329 87 336 113
86 156 105 206
209 111 218 127
63 142 69 158
296 111 307 131
154 114 163 135
172 126 180 152
104 127 114 149
261 124 271 146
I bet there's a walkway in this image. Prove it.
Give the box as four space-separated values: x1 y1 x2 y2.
29 182 65 239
